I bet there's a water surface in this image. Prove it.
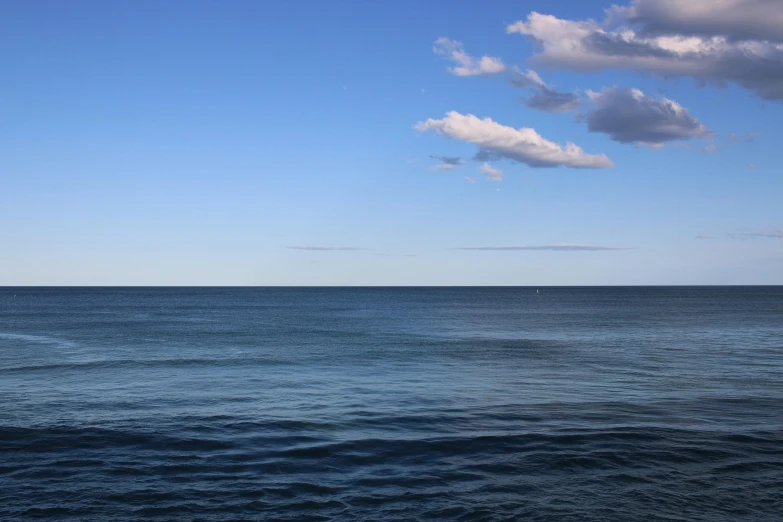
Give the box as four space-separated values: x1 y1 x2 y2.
1 287 782 520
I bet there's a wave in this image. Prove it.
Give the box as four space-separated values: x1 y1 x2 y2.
0 332 77 349
3 423 780 461
0 356 291 373
1 424 781 520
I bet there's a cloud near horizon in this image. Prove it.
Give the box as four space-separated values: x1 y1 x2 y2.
506 1 783 100
287 246 363 251
433 37 506 77
453 244 634 251
731 228 783 239
415 111 614 169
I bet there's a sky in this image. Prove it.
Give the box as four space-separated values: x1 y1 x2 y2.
1 0 781 285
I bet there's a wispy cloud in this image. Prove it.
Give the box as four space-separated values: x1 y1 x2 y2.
428 155 463 171
287 246 363 251
453 244 634 251
433 37 506 77
745 131 762 142
509 68 547 89
695 235 714 239
509 68 582 113
728 131 762 143
464 176 475 183
479 163 504 181
732 229 783 239
748 162 759 169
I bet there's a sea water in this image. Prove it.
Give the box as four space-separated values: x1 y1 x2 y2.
1 287 782 520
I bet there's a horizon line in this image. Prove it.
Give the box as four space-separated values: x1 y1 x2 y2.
2 285 781 288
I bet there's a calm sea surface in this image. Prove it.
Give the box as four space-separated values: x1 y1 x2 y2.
1 287 782 521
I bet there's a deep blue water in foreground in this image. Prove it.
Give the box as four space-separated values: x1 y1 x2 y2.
1 287 782 521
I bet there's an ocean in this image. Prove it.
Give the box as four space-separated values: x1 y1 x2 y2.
1 287 782 520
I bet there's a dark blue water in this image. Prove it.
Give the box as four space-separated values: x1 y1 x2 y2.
1 287 782 521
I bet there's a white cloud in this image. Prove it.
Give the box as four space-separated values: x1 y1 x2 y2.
464 176 475 183
582 87 712 146
507 9 783 99
454 244 634 251
433 37 507 76
415 111 614 169
479 163 504 181
748 162 759 168
638 142 666 149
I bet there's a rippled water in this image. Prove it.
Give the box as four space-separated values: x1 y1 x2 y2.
1 287 782 520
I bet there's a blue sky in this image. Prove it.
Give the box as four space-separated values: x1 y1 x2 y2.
1 0 781 285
